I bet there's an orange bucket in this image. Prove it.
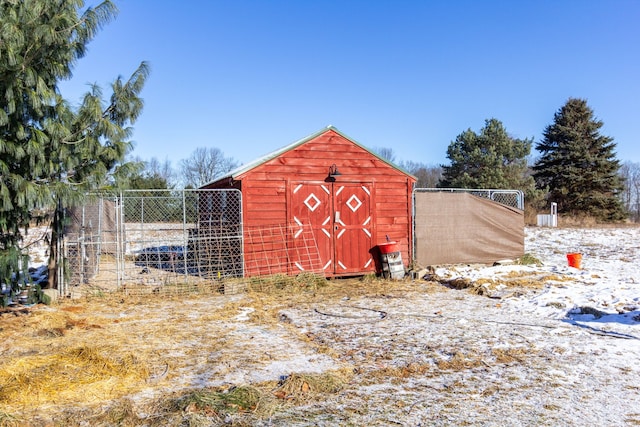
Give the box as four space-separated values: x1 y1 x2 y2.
567 253 582 269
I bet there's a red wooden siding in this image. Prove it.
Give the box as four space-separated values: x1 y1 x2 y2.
202 128 416 277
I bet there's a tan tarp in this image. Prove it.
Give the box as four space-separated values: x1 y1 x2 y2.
65 199 119 254
414 192 524 265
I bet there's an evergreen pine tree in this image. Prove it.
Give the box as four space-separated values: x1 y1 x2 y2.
533 98 625 221
439 118 536 196
0 0 149 291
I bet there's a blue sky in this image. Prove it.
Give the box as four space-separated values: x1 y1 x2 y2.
59 0 640 168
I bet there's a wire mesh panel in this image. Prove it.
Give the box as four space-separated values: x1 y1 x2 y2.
243 223 325 277
234 223 325 294
186 190 243 279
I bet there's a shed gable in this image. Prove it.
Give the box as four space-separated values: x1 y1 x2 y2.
234 128 413 182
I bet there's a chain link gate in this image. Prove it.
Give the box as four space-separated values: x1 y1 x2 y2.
62 189 243 296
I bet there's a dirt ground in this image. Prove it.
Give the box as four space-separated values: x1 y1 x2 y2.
1 273 639 426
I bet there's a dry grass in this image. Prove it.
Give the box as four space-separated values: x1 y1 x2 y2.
436 351 484 370
0 345 149 409
0 269 588 426
0 274 385 425
492 347 531 364
176 385 266 415
494 271 573 288
556 215 630 228
438 269 575 297
369 362 433 381
527 213 638 228
272 368 353 403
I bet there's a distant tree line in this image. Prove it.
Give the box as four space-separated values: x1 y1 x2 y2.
119 147 239 191
619 161 640 222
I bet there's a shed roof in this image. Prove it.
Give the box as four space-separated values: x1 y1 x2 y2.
203 125 415 187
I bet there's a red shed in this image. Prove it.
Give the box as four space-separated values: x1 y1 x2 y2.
202 126 416 278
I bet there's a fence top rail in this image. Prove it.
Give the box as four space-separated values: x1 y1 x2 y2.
119 189 241 194
413 187 524 210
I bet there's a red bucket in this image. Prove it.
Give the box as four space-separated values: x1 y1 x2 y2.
567 253 582 269
378 242 399 254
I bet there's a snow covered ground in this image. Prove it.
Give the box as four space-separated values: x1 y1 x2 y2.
8 225 640 426
266 226 640 426
449 226 640 328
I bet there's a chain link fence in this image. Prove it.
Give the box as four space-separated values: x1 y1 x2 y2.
57 187 523 297
62 189 244 296
413 188 524 210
